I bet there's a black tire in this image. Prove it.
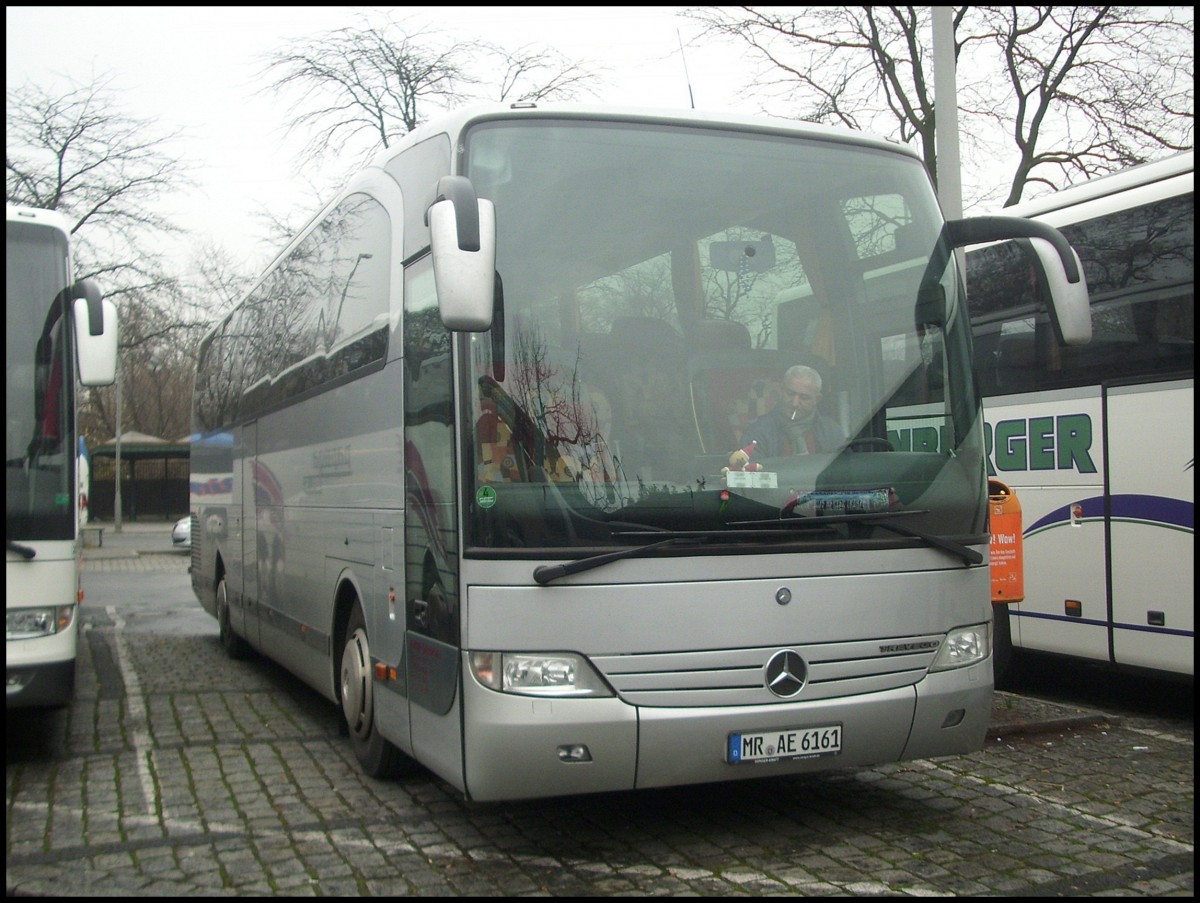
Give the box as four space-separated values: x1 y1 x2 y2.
992 603 1015 690
216 577 251 660
339 602 403 778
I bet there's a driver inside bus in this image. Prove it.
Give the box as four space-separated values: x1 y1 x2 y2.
728 364 844 468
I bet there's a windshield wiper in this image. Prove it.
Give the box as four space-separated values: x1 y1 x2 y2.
533 511 981 584
8 540 37 560
731 509 983 567
532 521 834 585
533 534 706 585
865 517 983 566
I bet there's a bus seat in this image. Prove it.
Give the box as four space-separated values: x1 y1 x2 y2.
693 318 751 352
728 376 784 448
609 316 686 352
604 316 698 474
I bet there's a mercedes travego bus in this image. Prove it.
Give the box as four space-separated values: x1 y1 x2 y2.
7 204 118 708
189 103 1090 801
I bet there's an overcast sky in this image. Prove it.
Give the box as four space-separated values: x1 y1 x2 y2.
7 5 762 274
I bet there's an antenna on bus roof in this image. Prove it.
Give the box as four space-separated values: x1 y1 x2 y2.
677 29 696 110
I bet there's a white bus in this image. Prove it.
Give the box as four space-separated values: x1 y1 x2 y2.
190 103 1089 801
966 150 1193 682
7 204 119 707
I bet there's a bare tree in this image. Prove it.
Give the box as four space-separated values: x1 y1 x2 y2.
261 17 475 162
7 73 201 442
82 296 200 443
684 6 1193 205
77 233 267 446
261 14 602 165
6 73 189 298
975 6 1194 204
685 8 956 175
188 239 257 325
489 44 602 103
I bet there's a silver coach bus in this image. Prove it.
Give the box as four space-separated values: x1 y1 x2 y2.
190 104 1089 801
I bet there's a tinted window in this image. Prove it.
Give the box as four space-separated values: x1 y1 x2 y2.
194 194 391 431
967 192 1194 394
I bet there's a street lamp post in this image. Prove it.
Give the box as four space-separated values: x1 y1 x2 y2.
113 350 122 532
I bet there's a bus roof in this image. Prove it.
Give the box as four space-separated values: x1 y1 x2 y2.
372 101 917 169
997 149 1194 220
6 203 73 237
202 102 925 350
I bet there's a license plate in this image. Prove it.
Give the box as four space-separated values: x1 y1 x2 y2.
728 724 842 764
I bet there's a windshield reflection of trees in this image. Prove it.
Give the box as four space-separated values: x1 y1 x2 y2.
481 325 631 513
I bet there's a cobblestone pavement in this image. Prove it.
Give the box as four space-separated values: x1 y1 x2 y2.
6 550 1193 896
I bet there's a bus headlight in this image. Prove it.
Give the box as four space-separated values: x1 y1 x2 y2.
7 605 75 640
929 623 990 671
469 651 613 697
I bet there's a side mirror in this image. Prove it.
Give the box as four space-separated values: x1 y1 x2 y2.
71 278 118 386
946 216 1091 346
1018 238 1090 345
427 175 496 332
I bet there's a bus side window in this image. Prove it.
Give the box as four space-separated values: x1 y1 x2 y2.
994 332 1039 394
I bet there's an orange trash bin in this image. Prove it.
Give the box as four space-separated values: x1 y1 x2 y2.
988 479 1024 603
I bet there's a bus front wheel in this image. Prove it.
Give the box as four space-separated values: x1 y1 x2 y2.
992 603 1015 690
340 602 403 778
216 577 250 659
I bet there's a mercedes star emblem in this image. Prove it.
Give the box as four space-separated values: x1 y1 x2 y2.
764 649 807 698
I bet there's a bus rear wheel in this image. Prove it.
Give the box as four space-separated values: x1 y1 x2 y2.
340 602 403 778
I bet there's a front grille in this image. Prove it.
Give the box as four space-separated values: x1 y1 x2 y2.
591 633 943 707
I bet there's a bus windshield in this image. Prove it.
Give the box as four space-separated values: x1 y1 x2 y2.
6 219 75 542
460 119 984 551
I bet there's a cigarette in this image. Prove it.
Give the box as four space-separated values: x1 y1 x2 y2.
791 410 796 420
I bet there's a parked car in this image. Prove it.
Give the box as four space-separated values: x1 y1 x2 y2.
172 515 191 550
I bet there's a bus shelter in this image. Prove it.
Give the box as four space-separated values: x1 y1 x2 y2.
88 431 190 521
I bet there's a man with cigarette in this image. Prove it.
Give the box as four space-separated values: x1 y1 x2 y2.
728 364 845 468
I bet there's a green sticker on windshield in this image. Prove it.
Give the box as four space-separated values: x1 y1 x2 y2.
476 485 497 509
